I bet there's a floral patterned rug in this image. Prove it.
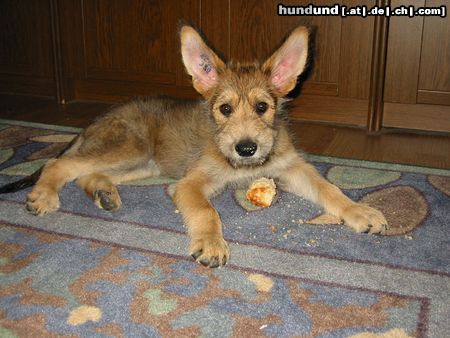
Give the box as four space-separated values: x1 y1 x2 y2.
0 119 449 337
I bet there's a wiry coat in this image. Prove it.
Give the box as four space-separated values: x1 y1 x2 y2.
0 25 388 268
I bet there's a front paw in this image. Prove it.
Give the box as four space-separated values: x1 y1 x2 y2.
26 187 60 216
342 203 388 235
190 236 230 268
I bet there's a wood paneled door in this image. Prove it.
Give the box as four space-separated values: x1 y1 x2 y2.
227 0 377 127
57 0 201 102
383 0 450 132
0 0 55 96
1 0 449 133
61 0 379 127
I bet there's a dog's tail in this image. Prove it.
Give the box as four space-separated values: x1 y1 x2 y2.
0 167 42 193
0 134 80 194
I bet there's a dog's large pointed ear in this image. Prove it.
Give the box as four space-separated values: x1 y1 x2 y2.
262 26 309 96
180 25 225 96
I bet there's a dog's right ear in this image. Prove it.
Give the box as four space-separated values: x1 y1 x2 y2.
180 25 225 97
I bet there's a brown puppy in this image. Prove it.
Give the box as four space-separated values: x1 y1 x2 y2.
4 25 388 268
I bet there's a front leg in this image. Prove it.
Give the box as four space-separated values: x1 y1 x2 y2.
278 157 388 234
173 171 229 268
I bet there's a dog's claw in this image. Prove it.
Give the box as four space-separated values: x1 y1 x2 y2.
189 236 229 268
209 256 220 268
197 256 221 268
342 203 388 235
26 188 60 216
94 189 120 211
191 251 202 260
26 203 36 213
368 223 388 235
199 259 210 267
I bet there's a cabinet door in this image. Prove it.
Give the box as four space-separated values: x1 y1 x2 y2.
228 0 375 126
383 0 450 132
0 0 55 96
59 0 201 101
59 0 376 127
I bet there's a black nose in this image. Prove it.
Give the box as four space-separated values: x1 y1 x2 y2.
235 140 258 157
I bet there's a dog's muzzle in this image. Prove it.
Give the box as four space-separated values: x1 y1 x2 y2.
235 140 257 157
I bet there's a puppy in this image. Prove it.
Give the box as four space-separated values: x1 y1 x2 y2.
0 25 387 268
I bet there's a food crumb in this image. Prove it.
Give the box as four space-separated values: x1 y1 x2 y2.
404 235 413 240
306 239 318 247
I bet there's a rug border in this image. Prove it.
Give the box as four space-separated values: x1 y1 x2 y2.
1 220 429 338
1 118 449 176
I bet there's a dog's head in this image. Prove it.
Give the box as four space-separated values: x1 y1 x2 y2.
180 25 310 168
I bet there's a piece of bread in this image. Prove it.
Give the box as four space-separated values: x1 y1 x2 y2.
246 177 277 207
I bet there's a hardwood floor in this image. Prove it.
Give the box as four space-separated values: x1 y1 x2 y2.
0 94 449 169
0 94 109 128
291 123 450 169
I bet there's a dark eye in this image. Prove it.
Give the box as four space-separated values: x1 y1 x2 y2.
255 102 268 115
219 103 232 117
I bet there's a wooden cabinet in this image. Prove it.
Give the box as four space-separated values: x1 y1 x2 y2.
0 0 55 96
1 0 449 132
57 0 200 101
383 0 450 132
228 0 376 127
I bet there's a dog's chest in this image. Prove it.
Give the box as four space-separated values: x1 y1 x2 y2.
218 150 298 187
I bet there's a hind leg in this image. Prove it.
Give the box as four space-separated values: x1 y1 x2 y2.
77 163 161 212
77 173 122 211
27 157 104 215
27 105 156 215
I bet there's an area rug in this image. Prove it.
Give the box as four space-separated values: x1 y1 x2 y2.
0 119 449 337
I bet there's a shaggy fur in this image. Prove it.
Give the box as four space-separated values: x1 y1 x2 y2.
0 25 387 268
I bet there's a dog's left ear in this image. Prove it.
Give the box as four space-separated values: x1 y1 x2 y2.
262 26 309 96
180 25 225 97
